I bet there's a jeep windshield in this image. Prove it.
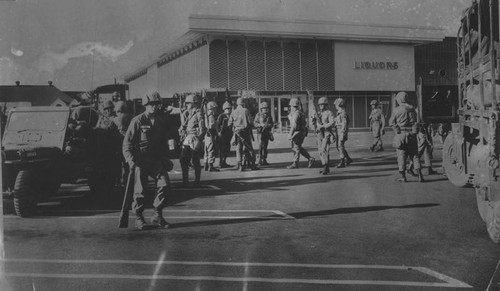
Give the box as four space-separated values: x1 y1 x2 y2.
7 111 68 132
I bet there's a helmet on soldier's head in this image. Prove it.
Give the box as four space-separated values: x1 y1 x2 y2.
370 100 379 106
223 101 232 110
111 91 120 101
334 98 345 107
103 100 114 110
260 102 269 109
184 94 199 104
207 101 217 110
115 101 127 113
318 97 328 105
395 91 408 104
289 98 300 107
142 91 161 106
236 97 245 105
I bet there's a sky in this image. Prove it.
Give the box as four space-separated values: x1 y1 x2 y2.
0 0 471 92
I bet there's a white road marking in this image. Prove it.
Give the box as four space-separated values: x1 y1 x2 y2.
2 260 471 288
36 202 61 206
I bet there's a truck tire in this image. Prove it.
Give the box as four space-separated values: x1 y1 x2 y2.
442 134 473 187
476 185 500 243
13 170 38 217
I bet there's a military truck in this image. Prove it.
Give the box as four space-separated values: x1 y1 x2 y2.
435 0 500 243
2 106 117 217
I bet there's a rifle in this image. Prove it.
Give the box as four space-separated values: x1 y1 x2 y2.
313 103 325 139
118 168 135 228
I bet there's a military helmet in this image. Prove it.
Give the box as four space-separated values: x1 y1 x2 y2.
103 100 114 110
370 100 379 106
142 91 161 105
207 101 217 110
334 98 345 107
115 101 127 113
111 91 120 100
395 91 408 104
236 97 245 105
289 98 300 107
184 94 199 104
260 102 269 109
318 97 328 105
223 101 232 110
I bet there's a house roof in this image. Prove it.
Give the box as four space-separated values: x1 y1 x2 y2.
0 85 75 106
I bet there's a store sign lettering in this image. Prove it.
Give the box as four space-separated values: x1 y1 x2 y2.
353 61 399 70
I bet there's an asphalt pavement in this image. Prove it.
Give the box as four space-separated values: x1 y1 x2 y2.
2 132 500 290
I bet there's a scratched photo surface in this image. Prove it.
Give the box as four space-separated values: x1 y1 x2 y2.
1 1 500 290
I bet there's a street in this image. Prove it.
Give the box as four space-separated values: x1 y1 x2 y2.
2 138 500 290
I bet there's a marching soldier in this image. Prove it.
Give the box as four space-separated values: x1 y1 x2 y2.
368 100 386 152
122 92 173 230
312 97 335 175
217 101 233 168
254 102 274 166
113 101 133 187
179 94 205 187
228 97 258 171
287 98 315 169
204 101 219 172
389 91 424 182
334 98 353 168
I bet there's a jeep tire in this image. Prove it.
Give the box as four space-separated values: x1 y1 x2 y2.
13 170 38 217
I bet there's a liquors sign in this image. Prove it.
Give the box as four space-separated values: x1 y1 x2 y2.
353 61 399 70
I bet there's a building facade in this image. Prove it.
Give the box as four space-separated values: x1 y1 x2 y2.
125 15 445 132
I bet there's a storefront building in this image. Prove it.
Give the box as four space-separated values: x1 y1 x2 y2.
124 15 445 132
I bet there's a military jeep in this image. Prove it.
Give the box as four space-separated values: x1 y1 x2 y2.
2 106 117 217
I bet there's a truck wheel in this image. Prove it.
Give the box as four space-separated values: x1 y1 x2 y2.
13 170 38 217
443 134 473 187
476 185 500 243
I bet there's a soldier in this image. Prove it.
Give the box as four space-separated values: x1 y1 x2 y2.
217 101 233 168
287 98 315 169
334 98 353 168
389 91 424 183
368 100 386 152
113 101 133 187
228 97 258 171
179 94 205 187
111 91 121 103
122 92 173 230
95 100 116 130
416 123 438 175
312 97 335 175
204 101 219 172
254 102 274 166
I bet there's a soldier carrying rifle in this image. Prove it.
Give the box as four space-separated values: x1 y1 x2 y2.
254 102 274 166
228 97 258 171
287 98 315 169
312 97 335 175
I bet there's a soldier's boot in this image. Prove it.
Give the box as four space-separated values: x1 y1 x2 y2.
135 213 147 230
181 168 190 188
397 171 407 183
369 145 375 152
336 158 346 168
151 209 170 228
287 162 299 169
320 164 330 175
377 145 384 152
241 160 247 172
407 168 418 177
258 158 263 166
345 154 353 166
427 167 438 175
249 161 259 171
208 163 220 172
234 162 242 171
204 161 209 171
193 168 202 188
418 169 425 182
308 157 315 168
262 159 269 166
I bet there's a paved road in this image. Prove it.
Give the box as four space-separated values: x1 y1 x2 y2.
2 144 500 290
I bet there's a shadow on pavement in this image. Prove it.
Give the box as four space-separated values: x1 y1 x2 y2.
288 203 440 219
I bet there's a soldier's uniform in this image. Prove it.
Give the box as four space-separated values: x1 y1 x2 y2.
416 124 438 175
334 98 352 168
217 101 233 168
389 91 424 182
312 97 335 174
254 102 274 166
113 101 133 187
287 98 315 169
228 98 257 171
204 101 219 172
179 94 205 187
369 100 386 152
122 92 173 229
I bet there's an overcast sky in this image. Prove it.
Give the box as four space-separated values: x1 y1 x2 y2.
0 0 471 91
